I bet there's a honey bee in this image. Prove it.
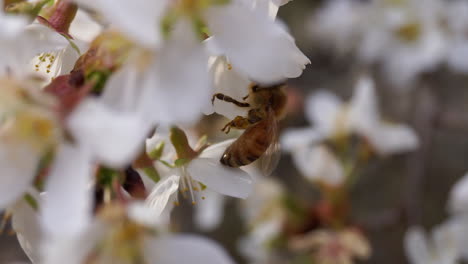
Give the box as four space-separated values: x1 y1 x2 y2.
211 83 287 175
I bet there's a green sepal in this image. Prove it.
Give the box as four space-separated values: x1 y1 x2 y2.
87 70 111 94
24 193 38 211
158 159 176 169
161 10 179 39
5 0 51 18
34 147 55 191
175 158 191 167
199 182 207 191
170 126 197 160
143 166 161 183
192 15 210 39
64 36 81 56
281 194 306 220
209 0 231 6
97 167 119 186
148 141 165 160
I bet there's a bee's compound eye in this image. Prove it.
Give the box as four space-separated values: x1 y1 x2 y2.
220 153 230 165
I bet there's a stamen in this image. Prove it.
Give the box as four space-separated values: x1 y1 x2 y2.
186 176 196 205
32 51 61 76
179 167 203 205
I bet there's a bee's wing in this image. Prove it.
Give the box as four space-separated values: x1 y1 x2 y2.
259 114 281 176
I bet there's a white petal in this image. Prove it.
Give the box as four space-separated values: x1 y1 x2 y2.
209 56 251 119
404 226 431 264
194 190 225 231
144 175 180 221
280 127 323 152
0 14 29 74
69 10 102 42
448 39 468 73
199 139 236 160
238 219 282 261
11 194 41 263
0 142 40 208
57 43 81 75
365 123 419 156
67 98 151 168
188 158 253 199
128 197 175 228
291 145 344 186
140 20 212 125
40 143 93 238
0 13 28 39
271 0 292 6
74 0 167 47
205 4 309 84
238 0 281 19
383 28 446 86
239 177 284 222
349 76 380 136
101 63 143 113
447 216 468 260
23 23 69 55
41 224 102 264
305 90 342 135
144 235 235 264
432 220 462 263
449 172 468 215
204 37 224 56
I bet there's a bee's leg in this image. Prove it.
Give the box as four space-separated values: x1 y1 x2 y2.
242 94 249 100
212 93 250 107
221 116 251 134
221 122 233 134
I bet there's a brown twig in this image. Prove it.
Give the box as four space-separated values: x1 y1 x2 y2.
404 86 439 226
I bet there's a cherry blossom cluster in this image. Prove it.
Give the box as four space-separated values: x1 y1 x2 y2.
309 0 468 86
2 0 468 263
0 0 309 263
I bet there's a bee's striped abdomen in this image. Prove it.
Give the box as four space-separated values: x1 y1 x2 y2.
220 119 273 167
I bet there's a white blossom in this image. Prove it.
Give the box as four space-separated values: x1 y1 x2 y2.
405 222 462 264
205 0 309 84
145 138 253 220
238 178 285 263
281 76 419 157
0 78 59 209
67 98 152 168
73 0 168 48
290 144 345 186
101 19 212 126
310 0 452 85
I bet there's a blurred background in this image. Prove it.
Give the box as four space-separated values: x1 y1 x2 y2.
3 0 468 263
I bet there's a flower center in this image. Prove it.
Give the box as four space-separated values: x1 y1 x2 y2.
175 166 205 206
0 81 59 152
93 204 147 264
395 22 422 43
33 52 59 75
